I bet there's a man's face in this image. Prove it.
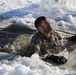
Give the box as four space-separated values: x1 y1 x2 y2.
40 19 52 33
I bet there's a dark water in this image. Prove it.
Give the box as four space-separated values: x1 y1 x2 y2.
0 24 36 51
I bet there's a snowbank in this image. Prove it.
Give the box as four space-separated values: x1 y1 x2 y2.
14 14 36 30
0 0 76 33
0 54 75 75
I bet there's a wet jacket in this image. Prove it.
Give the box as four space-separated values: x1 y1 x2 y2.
28 30 65 58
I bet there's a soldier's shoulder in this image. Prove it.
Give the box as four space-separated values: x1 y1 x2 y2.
52 30 60 35
52 30 58 34
52 30 62 39
31 32 41 43
32 32 39 39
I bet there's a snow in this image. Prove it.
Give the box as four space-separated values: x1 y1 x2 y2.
0 0 76 33
0 54 75 75
14 14 36 30
0 0 76 75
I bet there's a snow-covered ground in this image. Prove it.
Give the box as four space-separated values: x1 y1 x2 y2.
0 0 76 75
0 0 76 33
0 53 75 75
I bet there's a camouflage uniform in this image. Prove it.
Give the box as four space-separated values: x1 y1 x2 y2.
28 30 65 58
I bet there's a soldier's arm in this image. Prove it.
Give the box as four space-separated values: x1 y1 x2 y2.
28 38 40 57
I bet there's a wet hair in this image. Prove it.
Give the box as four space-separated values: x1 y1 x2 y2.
34 16 46 28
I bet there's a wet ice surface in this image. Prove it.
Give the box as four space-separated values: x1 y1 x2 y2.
0 0 76 75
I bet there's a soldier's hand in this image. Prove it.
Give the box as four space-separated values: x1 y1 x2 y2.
45 55 68 65
69 35 76 42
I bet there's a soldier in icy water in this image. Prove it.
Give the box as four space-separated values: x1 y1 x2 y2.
28 16 76 65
